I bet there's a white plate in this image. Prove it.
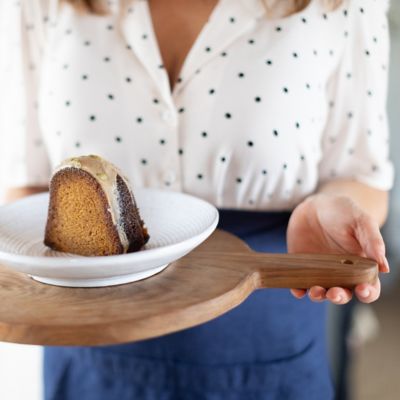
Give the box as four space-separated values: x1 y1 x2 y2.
0 189 219 287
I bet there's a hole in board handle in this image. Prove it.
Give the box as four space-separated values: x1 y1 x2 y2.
341 259 354 265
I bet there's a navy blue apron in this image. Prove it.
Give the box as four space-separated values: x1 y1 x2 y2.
44 210 333 400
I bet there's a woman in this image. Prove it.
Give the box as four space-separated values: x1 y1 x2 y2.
0 0 393 399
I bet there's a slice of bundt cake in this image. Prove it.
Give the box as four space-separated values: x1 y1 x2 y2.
44 155 149 256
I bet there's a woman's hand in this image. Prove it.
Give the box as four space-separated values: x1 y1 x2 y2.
287 193 389 305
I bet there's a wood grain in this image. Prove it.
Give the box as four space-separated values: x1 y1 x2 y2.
0 229 377 346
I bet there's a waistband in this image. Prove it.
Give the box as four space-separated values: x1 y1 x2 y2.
217 209 291 238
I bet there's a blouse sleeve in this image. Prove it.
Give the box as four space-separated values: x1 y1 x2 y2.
0 0 53 189
318 0 394 190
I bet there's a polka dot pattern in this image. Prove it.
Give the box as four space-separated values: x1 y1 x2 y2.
0 0 393 209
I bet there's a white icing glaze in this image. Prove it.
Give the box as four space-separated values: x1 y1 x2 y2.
54 155 136 253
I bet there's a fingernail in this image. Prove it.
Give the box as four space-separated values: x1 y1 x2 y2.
334 295 342 303
360 289 370 298
384 258 390 273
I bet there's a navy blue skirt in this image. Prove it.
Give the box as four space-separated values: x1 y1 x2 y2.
44 210 333 400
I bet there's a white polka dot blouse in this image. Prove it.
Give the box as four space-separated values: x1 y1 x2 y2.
0 0 394 210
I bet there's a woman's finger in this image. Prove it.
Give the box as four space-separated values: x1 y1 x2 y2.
355 279 381 303
354 214 389 273
308 286 327 302
326 287 353 304
290 289 307 299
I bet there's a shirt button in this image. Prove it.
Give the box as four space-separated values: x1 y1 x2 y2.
164 170 176 184
161 110 177 126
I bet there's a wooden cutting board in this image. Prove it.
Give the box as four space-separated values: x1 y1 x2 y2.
0 229 377 346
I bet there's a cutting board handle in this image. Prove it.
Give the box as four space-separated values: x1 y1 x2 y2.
249 253 378 289
209 252 379 289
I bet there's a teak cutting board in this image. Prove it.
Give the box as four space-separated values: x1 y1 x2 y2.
0 229 377 346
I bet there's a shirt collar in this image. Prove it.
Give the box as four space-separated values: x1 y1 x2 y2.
121 0 266 100
239 0 266 20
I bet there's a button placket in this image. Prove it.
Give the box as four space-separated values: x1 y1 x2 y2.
158 101 181 189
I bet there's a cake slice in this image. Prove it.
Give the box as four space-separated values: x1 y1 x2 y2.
44 155 149 256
